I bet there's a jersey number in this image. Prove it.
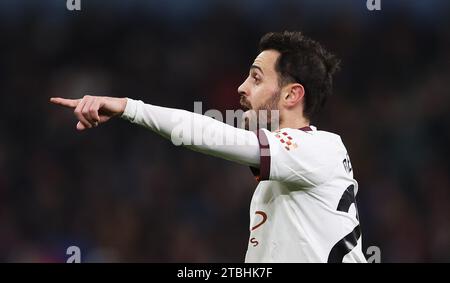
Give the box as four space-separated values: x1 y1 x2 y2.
249 211 268 247
327 184 362 263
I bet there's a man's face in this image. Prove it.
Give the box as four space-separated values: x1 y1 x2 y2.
238 50 282 130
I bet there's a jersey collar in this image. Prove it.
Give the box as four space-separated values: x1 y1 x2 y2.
299 125 316 131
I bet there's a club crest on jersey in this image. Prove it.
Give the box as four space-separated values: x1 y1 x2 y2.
275 131 298 151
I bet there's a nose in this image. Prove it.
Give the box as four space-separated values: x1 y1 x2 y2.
237 80 249 97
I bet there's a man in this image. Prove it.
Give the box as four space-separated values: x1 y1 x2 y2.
51 31 366 263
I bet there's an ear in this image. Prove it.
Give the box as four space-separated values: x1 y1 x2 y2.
282 83 305 108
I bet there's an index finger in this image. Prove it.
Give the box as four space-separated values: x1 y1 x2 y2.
50 97 81 109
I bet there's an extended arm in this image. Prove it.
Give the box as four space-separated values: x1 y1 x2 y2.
50 96 260 167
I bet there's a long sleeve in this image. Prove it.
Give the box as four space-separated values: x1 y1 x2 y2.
120 98 260 167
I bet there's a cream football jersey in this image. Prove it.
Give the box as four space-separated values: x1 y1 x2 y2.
246 126 367 263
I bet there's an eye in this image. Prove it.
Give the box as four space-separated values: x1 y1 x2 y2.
252 74 260 83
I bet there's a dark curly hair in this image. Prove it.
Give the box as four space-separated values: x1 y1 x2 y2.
259 31 340 120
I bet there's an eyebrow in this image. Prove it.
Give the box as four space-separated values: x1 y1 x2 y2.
250 65 264 75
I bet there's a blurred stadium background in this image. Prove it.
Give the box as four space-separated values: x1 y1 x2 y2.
0 0 449 262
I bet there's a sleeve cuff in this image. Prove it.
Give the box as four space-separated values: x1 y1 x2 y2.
250 129 271 182
120 98 138 122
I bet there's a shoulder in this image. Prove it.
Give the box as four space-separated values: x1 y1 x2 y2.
259 127 347 164
264 126 344 147
258 126 348 185
314 129 345 147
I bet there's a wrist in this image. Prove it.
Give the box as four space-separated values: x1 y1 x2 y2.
118 97 128 115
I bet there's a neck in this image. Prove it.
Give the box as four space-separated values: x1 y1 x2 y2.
277 115 310 131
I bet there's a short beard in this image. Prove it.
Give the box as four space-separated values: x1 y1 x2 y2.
242 90 281 131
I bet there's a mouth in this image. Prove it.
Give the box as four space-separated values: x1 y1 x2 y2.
240 95 252 111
